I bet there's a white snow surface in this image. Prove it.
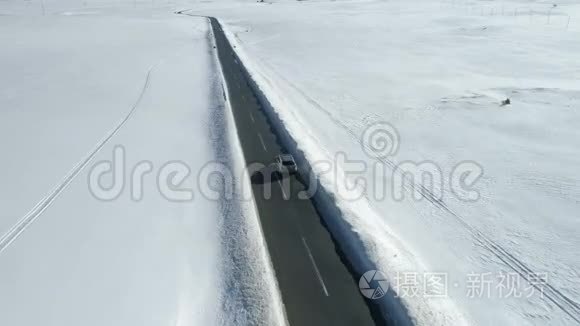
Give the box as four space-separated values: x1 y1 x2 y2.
0 2 284 326
188 0 580 325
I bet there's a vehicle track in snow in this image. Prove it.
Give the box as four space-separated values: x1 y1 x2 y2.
0 66 154 255
254 58 580 323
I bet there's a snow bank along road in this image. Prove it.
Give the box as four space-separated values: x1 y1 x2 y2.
191 1 580 324
0 11 283 325
209 17 376 326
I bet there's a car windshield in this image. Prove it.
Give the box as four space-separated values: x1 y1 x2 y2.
282 160 294 166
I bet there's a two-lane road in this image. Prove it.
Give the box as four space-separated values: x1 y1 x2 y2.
209 18 378 326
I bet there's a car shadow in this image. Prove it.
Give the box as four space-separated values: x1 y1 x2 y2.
250 164 291 184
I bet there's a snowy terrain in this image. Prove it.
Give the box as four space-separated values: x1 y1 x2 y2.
189 0 580 325
2 0 579 325
0 2 284 326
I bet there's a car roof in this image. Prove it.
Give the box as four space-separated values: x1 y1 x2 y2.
279 154 294 161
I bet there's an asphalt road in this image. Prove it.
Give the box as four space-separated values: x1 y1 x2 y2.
209 18 377 326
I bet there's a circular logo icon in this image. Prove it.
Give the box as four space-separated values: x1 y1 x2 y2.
359 270 389 299
360 122 400 159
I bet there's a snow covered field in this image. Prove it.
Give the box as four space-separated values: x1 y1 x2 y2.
0 2 283 326
190 0 580 325
2 0 578 324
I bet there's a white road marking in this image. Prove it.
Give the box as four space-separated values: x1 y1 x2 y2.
302 237 329 297
249 112 255 123
277 179 289 199
257 133 267 152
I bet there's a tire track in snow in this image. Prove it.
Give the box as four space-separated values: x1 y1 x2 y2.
376 157 580 324
259 62 580 323
0 66 155 255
